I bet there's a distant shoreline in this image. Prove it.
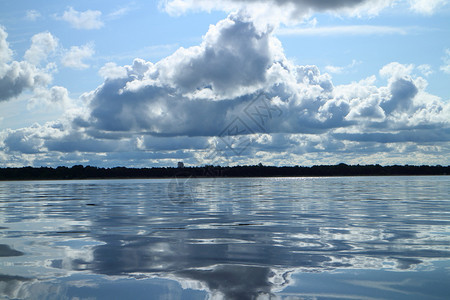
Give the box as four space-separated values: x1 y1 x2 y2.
0 164 448 181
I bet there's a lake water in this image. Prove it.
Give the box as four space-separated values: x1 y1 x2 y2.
0 176 449 299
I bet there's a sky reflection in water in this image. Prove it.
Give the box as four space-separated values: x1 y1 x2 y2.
0 176 449 299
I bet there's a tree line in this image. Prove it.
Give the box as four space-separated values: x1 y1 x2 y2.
0 164 448 180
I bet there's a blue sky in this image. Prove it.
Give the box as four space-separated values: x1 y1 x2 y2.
0 0 449 167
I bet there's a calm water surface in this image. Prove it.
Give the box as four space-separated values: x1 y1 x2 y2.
0 176 449 299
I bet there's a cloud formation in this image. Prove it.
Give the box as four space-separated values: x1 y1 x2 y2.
161 0 449 24
61 43 95 69
325 60 361 74
24 32 59 65
76 15 448 140
1 9 449 167
0 28 53 102
162 0 390 19
409 0 447 14
58 7 104 30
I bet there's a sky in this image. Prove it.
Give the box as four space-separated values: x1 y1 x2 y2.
0 0 449 168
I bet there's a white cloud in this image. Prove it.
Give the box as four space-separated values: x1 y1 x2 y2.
1 12 449 167
0 26 12 63
74 14 448 142
409 0 447 15
24 32 59 65
160 0 447 25
440 49 450 74
417 64 433 77
0 27 53 102
28 86 71 110
61 43 95 69
161 0 396 19
98 62 128 79
107 4 138 20
325 65 345 74
25 10 41 21
59 7 104 30
155 16 278 97
379 62 414 81
0 61 51 101
325 60 361 74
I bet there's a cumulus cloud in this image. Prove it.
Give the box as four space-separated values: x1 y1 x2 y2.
98 62 128 79
0 26 12 63
58 7 103 30
0 27 53 102
61 43 95 69
28 86 71 110
380 77 418 114
77 16 290 136
73 14 449 144
2 123 49 154
1 12 449 167
24 32 59 65
379 62 414 82
156 16 276 96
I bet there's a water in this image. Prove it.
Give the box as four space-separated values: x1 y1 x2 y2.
0 176 449 299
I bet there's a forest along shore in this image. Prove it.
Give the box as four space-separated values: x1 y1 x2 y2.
0 164 449 180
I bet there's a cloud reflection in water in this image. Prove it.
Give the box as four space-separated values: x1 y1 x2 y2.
0 177 449 299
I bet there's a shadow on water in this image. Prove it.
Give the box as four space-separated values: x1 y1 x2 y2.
0 244 24 257
0 177 450 299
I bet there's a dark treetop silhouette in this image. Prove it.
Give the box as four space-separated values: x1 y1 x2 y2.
0 164 448 180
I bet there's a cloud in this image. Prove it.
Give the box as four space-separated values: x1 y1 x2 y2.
28 86 71 110
2 124 46 154
379 62 414 81
61 43 95 69
78 16 292 136
24 32 59 65
74 14 448 143
1 12 449 167
0 26 12 63
409 0 447 14
441 49 450 74
25 10 41 21
160 0 448 25
417 64 433 77
0 27 53 102
325 60 361 74
380 77 418 114
156 16 275 96
106 4 138 20
161 0 396 20
98 62 129 80
58 7 104 30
